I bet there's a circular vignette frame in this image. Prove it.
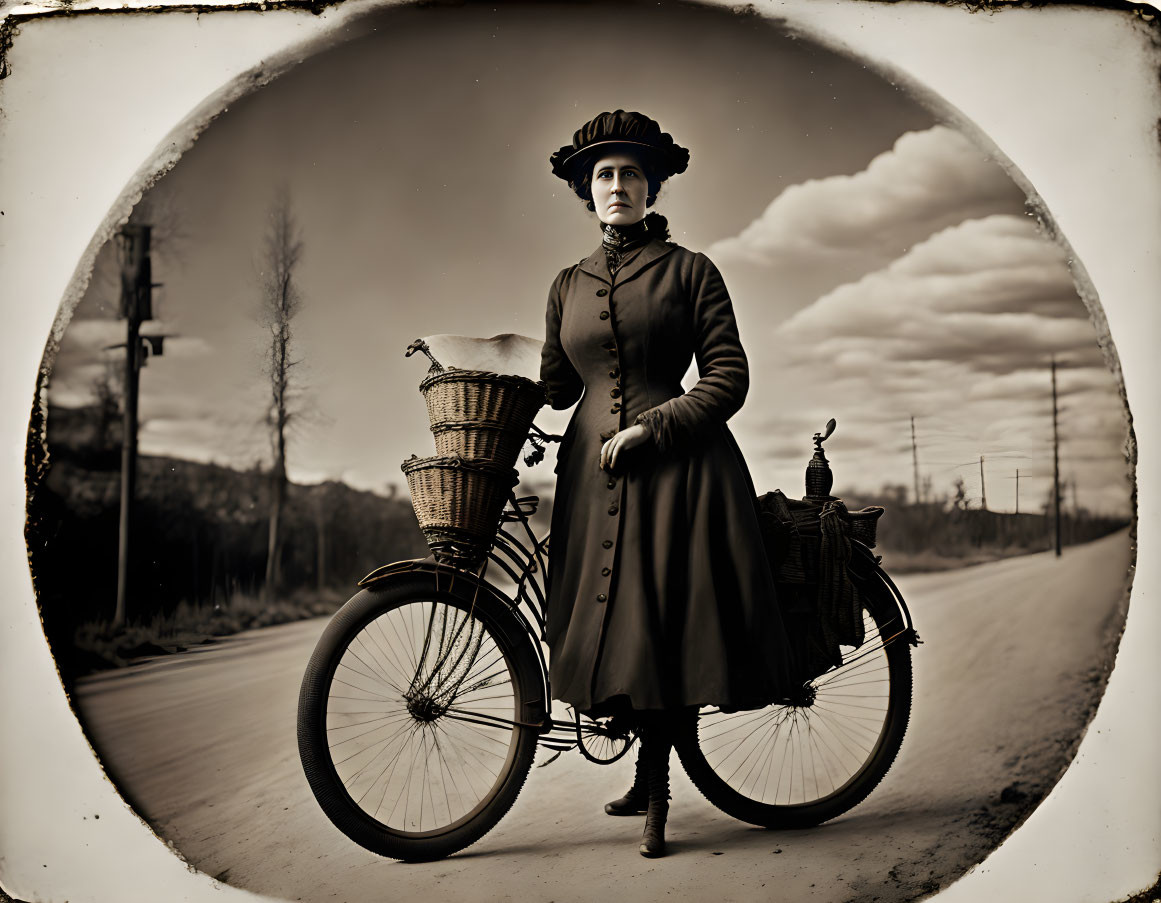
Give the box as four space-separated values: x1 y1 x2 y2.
2 2 1157 902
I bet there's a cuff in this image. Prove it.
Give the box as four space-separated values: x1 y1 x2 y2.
634 409 667 453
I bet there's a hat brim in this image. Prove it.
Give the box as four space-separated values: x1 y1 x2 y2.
556 140 686 183
560 139 663 169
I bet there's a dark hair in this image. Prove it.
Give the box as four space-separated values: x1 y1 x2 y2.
569 148 671 240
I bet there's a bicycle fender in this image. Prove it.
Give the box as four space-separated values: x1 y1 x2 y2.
849 542 921 646
357 555 437 586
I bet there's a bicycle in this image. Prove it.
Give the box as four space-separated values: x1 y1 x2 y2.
296 421 921 862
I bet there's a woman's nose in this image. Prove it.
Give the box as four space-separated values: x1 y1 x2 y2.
610 175 624 194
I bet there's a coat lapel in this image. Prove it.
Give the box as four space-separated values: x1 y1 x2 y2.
612 240 674 287
576 239 675 287
577 246 611 284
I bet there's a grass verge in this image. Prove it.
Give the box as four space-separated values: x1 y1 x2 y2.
70 587 345 677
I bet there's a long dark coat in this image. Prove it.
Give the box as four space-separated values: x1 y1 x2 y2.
541 238 795 713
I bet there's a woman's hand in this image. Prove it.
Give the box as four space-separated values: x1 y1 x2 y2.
600 424 651 472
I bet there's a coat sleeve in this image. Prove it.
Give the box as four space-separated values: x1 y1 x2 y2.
541 269 584 410
634 253 749 453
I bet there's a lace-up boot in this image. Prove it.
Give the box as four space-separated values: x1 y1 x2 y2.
604 745 648 816
638 724 671 857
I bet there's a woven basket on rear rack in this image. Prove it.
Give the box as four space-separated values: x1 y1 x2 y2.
847 505 885 547
401 454 519 569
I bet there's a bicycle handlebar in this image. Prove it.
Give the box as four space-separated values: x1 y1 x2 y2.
523 424 562 467
528 424 563 444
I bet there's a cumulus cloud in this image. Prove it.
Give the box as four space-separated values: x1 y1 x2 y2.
730 214 1129 516
48 316 215 410
711 126 1024 266
57 318 125 350
46 363 111 408
778 216 1100 375
711 126 1028 324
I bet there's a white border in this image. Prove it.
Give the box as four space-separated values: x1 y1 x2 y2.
0 2 1157 901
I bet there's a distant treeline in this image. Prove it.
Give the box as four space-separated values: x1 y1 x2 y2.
839 486 1129 573
27 405 427 674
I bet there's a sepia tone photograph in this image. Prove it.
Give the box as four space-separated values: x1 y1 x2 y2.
2 2 1157 902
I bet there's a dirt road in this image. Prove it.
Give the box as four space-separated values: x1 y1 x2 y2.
74 531 1131 903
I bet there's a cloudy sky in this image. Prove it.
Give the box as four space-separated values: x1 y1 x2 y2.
48 2 1131 517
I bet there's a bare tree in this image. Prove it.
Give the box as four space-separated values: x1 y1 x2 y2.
951 476 968 511
258 189 305 601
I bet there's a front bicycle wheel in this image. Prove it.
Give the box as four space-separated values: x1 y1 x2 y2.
297 573 544 861
675 588 912 829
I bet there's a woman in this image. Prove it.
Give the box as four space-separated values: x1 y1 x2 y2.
541 110 795 857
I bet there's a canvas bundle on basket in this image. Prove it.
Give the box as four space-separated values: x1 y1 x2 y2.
401 338 547 568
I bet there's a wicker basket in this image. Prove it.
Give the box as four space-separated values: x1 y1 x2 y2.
421 368 546 442
846 506 885 548
401 454 518 568
405 339 547 468
430 419 529 470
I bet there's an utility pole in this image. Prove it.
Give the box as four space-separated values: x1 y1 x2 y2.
112 225 151 628
979 455 987 511
1051 356 1062 557
910 415 921 506
110 224 168 628
1015 468 1020 515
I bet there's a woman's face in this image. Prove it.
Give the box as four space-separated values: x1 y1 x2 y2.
590 152 649 226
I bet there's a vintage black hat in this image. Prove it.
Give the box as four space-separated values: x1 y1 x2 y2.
549 110 690 184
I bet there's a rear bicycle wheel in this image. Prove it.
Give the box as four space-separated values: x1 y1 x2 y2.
297 573 544 861
675 590 912 829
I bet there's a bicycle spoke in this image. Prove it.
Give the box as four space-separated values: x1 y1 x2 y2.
321 595 523 837
691 603 901 809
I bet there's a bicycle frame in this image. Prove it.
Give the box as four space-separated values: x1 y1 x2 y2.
299 417 922 860
356 486 920 760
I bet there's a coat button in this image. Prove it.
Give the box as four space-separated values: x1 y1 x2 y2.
599 311 610 320
597 593 607 602
609 368 620 379
607 479 616 489
602 567 611 576
608 505 618 515
608 347 618 357
602 540 613 548
596 288 608 297
609 387 621 398
610 402 622 413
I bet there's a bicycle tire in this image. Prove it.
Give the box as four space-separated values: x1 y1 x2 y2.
297 572 544 861
675 585 912 829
